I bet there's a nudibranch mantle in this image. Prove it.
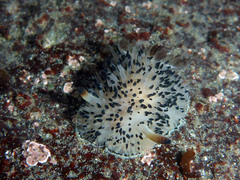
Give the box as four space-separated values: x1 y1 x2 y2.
77 41 189 158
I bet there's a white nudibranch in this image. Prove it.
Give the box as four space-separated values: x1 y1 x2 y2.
77 41 190 158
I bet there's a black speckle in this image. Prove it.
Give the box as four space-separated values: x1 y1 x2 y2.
95 131 101 136
97 119 103 122
140 104 147 109
149 85 154 89
139 99 144 103
151 75 157 81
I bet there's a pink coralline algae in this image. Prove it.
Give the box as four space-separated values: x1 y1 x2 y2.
22 140 51 166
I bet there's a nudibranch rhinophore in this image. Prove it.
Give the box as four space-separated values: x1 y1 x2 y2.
77 41 189 158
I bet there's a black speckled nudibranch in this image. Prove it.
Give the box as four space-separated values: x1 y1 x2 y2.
77 41 189 158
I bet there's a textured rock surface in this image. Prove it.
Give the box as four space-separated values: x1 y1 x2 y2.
0 0 239 179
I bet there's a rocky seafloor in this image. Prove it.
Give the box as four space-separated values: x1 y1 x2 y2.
0 0 239 179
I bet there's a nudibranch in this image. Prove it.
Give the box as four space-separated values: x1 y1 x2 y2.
77 41 189 158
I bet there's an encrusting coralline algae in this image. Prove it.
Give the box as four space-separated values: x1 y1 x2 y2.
77 41 190 158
